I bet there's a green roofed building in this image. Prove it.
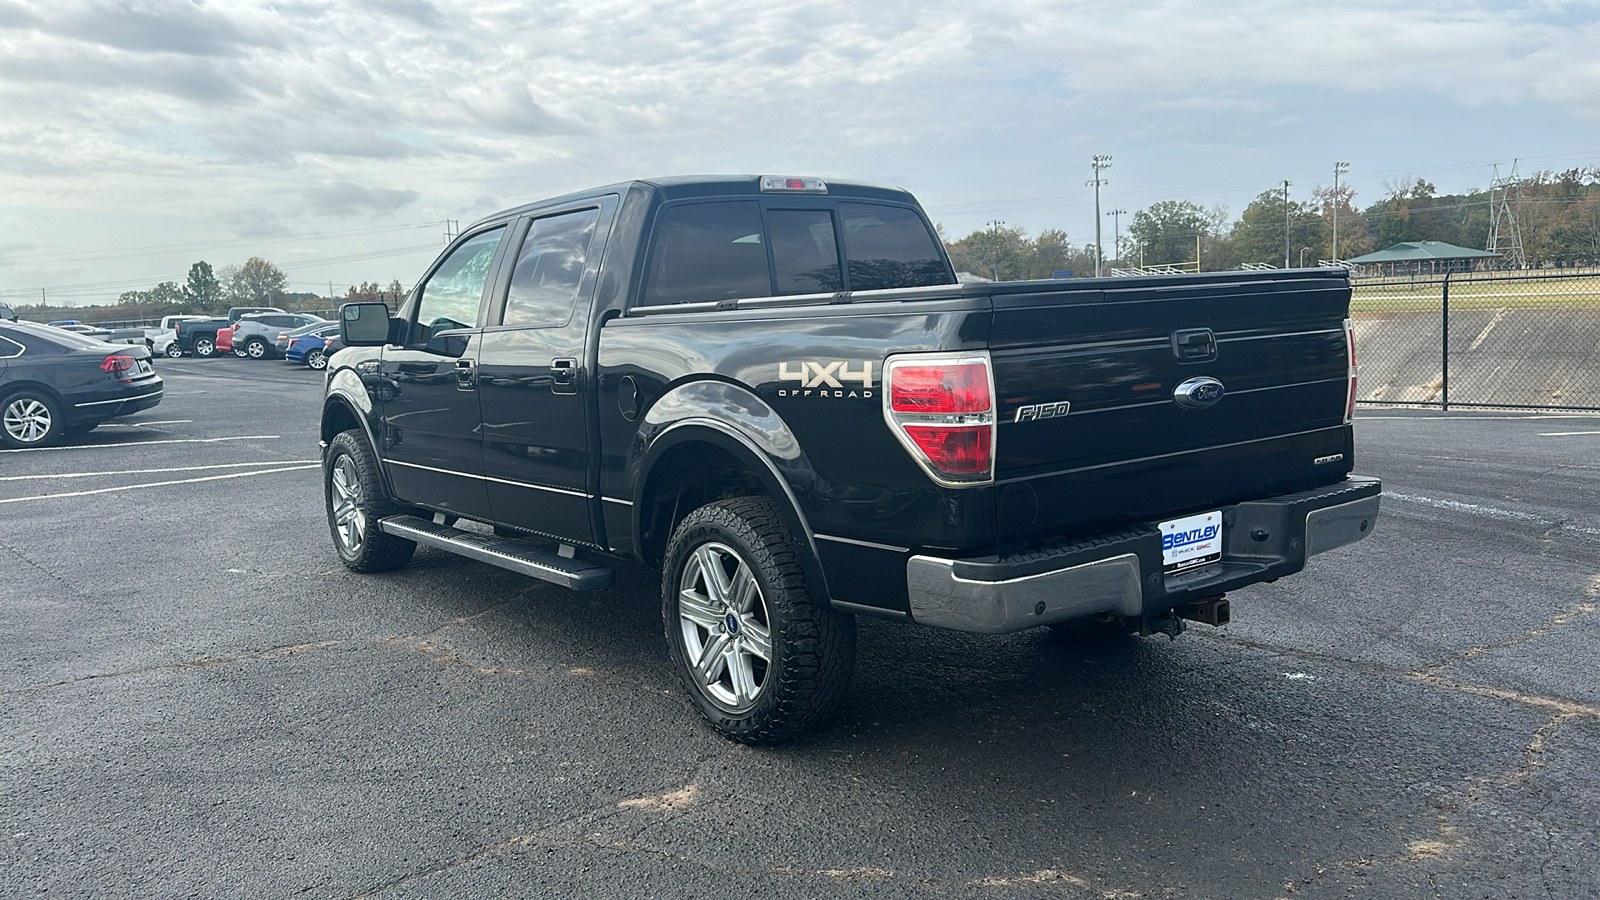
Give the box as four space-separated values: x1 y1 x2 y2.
1345 241 1501 277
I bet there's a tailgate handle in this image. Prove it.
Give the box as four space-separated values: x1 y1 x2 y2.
1172 328 1217 363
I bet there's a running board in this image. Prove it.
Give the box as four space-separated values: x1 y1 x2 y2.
378 515 613 591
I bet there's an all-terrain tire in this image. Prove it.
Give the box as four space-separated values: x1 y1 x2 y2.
324 429 415 572
662 496 856 744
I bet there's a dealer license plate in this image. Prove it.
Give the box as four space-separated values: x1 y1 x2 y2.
1160 510 1222 574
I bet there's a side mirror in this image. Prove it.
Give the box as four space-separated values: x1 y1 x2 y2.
340 302 392 346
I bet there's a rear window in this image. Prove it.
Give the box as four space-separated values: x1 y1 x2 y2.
839 203 951 291
769 209 842 295
643 201 771 306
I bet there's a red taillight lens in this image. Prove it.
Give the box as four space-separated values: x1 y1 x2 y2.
901 426 992 475
100 355 135 373
890 364 991 414
883 354 996 485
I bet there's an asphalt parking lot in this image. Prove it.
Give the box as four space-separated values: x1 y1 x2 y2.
4 356 1600 899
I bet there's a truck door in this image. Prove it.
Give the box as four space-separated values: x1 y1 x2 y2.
377 225 509 520
477 200 615 544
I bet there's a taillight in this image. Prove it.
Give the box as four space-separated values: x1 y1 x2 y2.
883 353 995 485
101 355 137 382
1344 317 1357 424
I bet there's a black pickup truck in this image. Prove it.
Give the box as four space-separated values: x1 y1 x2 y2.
321 175 1380 742
172 306 285 358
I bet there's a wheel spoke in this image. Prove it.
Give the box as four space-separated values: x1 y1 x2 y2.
678 588 723 630
729 563 760 615
738 617 772 662
692 545 732 607
727 646 759 704
696 633 730 686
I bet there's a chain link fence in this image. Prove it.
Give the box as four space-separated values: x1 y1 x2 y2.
1353 271 1600 411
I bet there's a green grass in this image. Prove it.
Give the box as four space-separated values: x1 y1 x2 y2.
1352 274 1600 312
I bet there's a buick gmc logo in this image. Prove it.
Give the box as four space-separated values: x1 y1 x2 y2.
1173 376 1225 410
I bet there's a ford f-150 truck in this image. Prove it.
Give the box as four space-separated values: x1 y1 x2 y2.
321 175 1380 743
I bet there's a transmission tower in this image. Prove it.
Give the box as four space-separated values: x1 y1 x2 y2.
1486 160 1527 270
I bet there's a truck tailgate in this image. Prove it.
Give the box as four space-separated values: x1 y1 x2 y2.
986 270 1353 541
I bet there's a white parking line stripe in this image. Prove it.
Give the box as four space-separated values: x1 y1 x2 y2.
1385 491 1600 537
0 435 279 454
96 420 194 427
1539 431 1600 437
0 464 320 504
0 461 318 482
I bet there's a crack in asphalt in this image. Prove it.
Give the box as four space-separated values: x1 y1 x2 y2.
3 640 347 696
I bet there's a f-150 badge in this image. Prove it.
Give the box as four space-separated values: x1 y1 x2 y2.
1013 401 1070 423
777 360 874 398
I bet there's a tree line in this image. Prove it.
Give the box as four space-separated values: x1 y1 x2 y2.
944 167 1600 278
10 258 409 323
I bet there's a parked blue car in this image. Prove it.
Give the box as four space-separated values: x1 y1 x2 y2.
283 324 340 369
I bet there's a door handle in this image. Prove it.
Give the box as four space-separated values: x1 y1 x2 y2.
454 358 476 391
550 358 577 395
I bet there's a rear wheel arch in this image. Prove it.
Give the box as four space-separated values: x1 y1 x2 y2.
633 423 831 605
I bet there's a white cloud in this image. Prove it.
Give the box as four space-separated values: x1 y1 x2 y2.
1 0 1598 302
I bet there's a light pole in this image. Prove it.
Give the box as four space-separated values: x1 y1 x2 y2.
1282 179 1293 269
1106 208 1127 268
1332 161 1349 264
1089 155 1112 277
985 219 1006 281
1300 247 1313 268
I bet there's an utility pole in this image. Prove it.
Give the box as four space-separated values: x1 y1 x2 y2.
985 219 1006 281
1282 179 1293 268
1332 162 1349 264
1105 208 1127 268
1089 155 1112 277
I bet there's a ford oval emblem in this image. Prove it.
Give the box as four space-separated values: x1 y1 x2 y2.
1173 376 1225 410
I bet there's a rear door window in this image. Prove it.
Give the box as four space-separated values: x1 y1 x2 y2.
838 203 951 291
642 201 771 306
502 208 601 327
768 209 842 295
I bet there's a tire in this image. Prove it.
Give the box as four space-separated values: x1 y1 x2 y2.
164 343 184 359
306 347 328 370
193 337 216 358
233 345 248 358
662 496 855 743
1 390 65 449
245 338 268 359
324 430 415 572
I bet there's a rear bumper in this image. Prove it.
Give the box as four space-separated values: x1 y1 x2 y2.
905 476 1381 634
69 382 165 421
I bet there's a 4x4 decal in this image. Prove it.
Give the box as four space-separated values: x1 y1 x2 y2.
777 360 874 398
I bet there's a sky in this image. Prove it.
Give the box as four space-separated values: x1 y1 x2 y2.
2 0 1599 307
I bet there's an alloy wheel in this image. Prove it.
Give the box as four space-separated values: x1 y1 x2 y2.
676 541 774 711
329 454 367 555
3 397 52 444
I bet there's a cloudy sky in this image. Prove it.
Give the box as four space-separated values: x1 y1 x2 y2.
2 0 1598 306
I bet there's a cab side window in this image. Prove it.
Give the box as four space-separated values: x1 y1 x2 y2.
410 227 506 345
502 209 600 327
642 201 771 306
838 203 952 291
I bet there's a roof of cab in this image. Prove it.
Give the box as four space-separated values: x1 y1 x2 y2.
473 175 921 230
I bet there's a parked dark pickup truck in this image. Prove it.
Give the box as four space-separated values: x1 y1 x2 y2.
321 175 1379 742
173 306 285 358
